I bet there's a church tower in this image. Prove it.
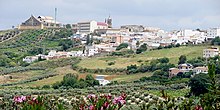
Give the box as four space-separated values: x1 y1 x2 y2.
105 15 112 28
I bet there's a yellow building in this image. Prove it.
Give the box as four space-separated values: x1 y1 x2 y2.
18 15 61 30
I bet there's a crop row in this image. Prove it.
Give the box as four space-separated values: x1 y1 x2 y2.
0 67 46 75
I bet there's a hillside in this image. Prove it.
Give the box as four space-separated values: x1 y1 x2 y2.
0 29 217 88
0 44 213 88
0 29 74 68
77 45 211 69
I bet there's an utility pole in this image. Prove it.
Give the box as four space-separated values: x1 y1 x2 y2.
55 8 57 27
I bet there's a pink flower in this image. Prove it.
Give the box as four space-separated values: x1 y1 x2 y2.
113 97 121 104
103 102 109 108
105 94 112 99
119 100 126 105
21 96 26 101
13 96 26 103
87 94 96 99
32 97 36 101
195 106 203 110
113 96 126 105
89 105 95 110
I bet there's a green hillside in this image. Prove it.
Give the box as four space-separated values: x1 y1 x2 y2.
77 45 211 69
0 29 217 88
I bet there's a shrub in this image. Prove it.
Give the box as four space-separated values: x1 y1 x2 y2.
116 43 128 50
108 61 115 66
42 85 51 89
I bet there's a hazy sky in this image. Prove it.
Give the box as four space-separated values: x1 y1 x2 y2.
0 0 220 30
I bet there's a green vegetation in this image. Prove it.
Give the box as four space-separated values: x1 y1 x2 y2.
58 39 74 51
77 45 209 69
211 36 220 45
126 57 175 75
178 55 187 64
136 43 147 54
0 29 74 68
188 73 210 96
52 73 99 89
116 43 128 50
30 57 81 68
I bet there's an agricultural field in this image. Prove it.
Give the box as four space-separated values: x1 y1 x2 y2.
0 70 45 84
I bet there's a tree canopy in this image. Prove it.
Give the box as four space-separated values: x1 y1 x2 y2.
178 55 187 64
116 43 129 51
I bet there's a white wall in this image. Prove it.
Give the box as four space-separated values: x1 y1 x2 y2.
90 21 98 33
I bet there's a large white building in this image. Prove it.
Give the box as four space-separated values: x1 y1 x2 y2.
207 28 220 39
77 21 108 34
203 47 219 58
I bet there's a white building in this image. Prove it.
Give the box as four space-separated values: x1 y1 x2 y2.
95 75 110 86
23 56 38 63
207 28 220 39
68 51 86 57
193 66 208 75
77 21 108 34
85 46 99 56
203 47 219 58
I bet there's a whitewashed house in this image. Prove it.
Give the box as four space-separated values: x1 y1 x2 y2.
95 75 110 86
86 46 99 56
23 56 38 63
203 47 219 58
193 66 208 75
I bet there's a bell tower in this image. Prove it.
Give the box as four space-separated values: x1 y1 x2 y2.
105 15 112 28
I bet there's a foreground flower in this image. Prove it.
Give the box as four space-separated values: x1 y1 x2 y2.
13 96 26 103
89 105 95 110
195 105 203 110
87 94 96 99
113 96 126 105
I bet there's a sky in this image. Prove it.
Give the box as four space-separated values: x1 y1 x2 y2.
0 0 220 31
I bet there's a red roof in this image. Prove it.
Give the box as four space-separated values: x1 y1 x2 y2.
97 22 108 26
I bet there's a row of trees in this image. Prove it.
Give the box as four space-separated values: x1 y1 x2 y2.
52 74 99 89
126 57 175 74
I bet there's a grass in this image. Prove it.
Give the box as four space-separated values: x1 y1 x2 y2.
110 72 153 82
16 66 90 87
77 45 211 69
14 66 152 87
0 70 44 84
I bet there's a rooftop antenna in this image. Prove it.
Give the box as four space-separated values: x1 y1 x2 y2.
55 8 57 27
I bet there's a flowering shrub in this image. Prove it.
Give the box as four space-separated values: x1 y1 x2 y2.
7 94 126 110
79 93 126 110
12 95 64 110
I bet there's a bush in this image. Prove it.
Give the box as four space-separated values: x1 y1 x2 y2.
116 43 128 50
136 43 147 54
42 85 51 89
108 61 115 66
188 74 210 96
